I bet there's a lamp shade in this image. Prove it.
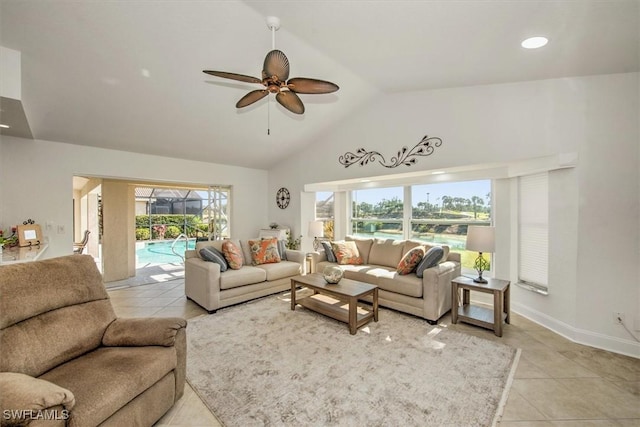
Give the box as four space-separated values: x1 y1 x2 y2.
308 220 324 238
465 226 495 253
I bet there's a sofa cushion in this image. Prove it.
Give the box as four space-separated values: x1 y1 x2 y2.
219 267 267 290
397 246 425 275
342 265 387 284
248 238 281 265
0 254 110 329
222 240 244 270
254 260 301 281
321 241 337 263
402 240 424 253
331 241 363 265
199 246 228 272
378 273 424 298
345 236 374 264
39 346 177 427
341 265 423 298
368 239 405 268
1 300 116 378
416 246 444 278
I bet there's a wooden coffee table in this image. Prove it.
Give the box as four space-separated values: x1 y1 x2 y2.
290 274 378 335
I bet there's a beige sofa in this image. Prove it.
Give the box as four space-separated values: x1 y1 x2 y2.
0 255 187 427
309 236 461 324
185 239 305 313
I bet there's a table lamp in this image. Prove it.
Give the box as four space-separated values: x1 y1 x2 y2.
465 225 495 283
308 221 324 251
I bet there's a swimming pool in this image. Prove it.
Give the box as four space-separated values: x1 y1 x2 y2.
136 240 197 266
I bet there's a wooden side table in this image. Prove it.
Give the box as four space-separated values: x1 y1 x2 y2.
451 276 510 337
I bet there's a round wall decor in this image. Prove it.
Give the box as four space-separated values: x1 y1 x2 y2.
276 187 290 209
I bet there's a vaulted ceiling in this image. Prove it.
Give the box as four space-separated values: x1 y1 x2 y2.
1 0 638 169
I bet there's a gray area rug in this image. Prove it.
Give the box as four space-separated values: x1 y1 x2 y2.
187 293 520 426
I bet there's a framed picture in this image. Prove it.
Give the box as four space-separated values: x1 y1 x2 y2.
17 224 43 247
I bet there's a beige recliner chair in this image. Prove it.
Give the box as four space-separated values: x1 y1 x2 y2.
0 255 187 426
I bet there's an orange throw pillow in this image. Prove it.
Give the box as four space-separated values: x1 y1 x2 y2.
331 241 363 265
397 246 425 275
222 240 243 270
248 238 281 265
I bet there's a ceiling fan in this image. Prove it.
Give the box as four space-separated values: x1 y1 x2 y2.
203 16 339 115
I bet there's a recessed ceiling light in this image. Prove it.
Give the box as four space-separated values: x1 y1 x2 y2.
360 179 371 182
431 171 445 175
521 36 548 49
0 124 10 129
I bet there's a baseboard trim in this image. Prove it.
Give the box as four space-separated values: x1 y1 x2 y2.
468 294 639 358
511 301 640 359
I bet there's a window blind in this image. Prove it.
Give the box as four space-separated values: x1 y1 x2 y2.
518 173 549 292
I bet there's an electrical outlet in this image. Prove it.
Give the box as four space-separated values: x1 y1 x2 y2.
613 312 624 325
57 225 65 234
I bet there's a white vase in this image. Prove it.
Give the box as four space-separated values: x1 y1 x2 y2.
322 265 344 284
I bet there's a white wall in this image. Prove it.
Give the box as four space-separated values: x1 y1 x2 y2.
270 72 640 357
0 137 269 258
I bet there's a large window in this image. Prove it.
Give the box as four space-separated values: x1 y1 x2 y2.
349 180 491 271
351 187 404 238
518 173 548 293
411 181 491 270
315 191 335 240
134 185 230 241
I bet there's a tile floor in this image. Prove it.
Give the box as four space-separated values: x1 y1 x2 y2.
106 278 640 427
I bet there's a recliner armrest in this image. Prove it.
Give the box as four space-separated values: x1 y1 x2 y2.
0 372 75 424
102 317 187 347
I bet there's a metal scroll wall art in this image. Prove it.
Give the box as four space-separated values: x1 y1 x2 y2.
338 135 442 168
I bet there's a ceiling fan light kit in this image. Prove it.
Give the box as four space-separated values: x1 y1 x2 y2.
202 16 339 116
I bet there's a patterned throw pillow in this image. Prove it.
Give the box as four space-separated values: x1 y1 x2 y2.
415 246 445 278
222 240 243 270
331 241 363 265
396 246 425 275
248 238 281 265
199 246 228 272
276 239 288 261
321 241 337 263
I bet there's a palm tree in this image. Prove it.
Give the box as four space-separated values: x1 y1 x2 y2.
471 196 484 219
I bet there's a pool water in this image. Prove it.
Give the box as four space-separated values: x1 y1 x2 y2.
136 240 197 266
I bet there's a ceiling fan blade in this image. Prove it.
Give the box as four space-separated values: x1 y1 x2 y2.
236 90 269 108
287 78 339 94
263 50 290 82
203 70 262 84
276 91 304 114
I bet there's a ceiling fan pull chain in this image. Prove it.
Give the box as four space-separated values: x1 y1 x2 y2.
267 96 271 135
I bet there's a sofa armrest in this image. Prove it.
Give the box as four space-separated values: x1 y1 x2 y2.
307 251 327 274
308 250 327 263
446 252 461 263
184 256 222 312
102 317 187 347
185 249 198 259
285 249 305 265
0 372 75 425
421 260 461 322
